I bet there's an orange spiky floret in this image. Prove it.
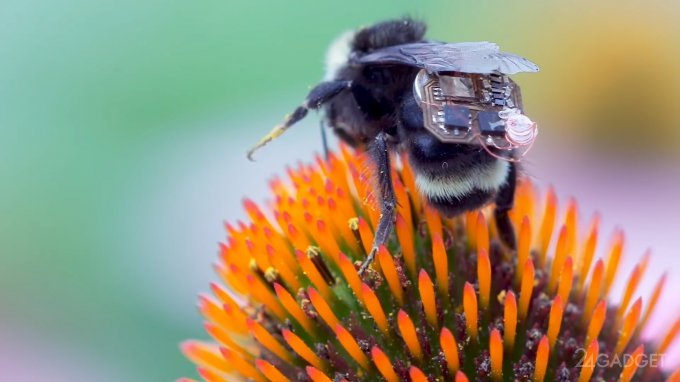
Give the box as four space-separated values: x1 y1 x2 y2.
307 286 340 329
576 213 600 293
534 336 549 382
547 226 569 293
515 216 531 285
198 295 244 335
477 211 490 255
281 329 324 371
181 341 231 374
357 217 373 257
578 340 600 382
456 370 471 382
255 359 290 382
370 346 399 382
615 298 643 355
274 283 315 333
306 366 333 382
204 323 250 358
509 175 535 228
245 273 286 321
337 252 363 304
376 245 403 306
296 249 333 301
556 256 574 304
604 229 625 297
619 344 645 382
440 327 460 375
246 318 294 363
504 291 517 350
397 309 423 361
418 269 438 328
584 300 607 347
465 211 477 250
360 282 389 335
424 202 442 238
334 324 370 370
667 368 680 382
463 281 479 342
393 176 412 231
181 149 677 381
564 198 579 258
219 347 265 382
478 248 492 310
659 318 680 355
583 259 605 323
519 259 535 320
641 273 666 329
395 212 416 277
432 233 449 299
408 366 428 382
617 260 646 322
197 368 221 382
489 328 503 380
547 295 564 350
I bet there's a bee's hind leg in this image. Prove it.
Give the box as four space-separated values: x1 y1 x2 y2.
494 162 517 250
247 80 351 160
358 131 396 276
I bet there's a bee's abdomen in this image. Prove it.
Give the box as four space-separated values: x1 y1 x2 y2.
424 187 497 217
412 156 510 217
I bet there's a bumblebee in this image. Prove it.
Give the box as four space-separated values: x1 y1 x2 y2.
247 18 539 274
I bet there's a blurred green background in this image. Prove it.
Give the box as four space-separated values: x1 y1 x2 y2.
1 1 678 380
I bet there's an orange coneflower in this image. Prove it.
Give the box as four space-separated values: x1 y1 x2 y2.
181 147 678 381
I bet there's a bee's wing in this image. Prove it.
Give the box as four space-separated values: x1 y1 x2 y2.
356 42 539 75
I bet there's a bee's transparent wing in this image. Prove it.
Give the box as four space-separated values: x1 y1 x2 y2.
356 41 539 75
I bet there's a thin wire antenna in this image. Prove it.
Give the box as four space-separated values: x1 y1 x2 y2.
320 118 329 161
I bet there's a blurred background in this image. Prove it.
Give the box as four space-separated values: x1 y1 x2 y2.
1 1 678 380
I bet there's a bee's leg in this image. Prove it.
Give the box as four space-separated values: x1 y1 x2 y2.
247 80 352 160
358 131 396 276
494 162 517 250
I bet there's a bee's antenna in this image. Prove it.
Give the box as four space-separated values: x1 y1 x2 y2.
320 119 329 161
247 108 305 161
246 80 351 161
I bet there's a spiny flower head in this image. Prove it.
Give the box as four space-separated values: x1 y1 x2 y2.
181 147 678 381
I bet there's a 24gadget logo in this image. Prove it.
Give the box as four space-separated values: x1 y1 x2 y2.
575 348 666 369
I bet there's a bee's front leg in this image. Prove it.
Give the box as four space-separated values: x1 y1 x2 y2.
358 131 396 276
494 162 517 250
